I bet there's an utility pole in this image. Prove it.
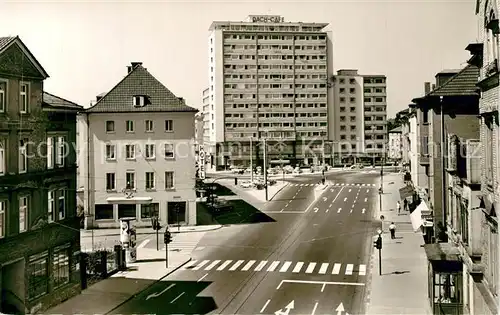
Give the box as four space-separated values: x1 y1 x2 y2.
263 138 268 201
250 137 253 183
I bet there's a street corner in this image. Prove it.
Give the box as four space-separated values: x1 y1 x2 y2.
196 198 277 225
108 279 217 315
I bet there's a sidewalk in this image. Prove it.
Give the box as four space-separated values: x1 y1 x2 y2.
47 225 219 315
366 173 432 315
217 179 289 210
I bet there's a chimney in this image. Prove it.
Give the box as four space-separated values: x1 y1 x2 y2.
424 82 431 94
131 62 142 68
96 95 103 102
127 66 132 73
178 97 184 102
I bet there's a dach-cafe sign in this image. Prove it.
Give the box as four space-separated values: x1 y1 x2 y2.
251 15 284 23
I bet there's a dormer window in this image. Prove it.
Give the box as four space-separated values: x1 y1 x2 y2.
133 96 146 107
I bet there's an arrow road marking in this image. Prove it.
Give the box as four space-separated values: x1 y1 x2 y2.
362 208 366 214
364 198 368 202
343 197 347 202
338 208 342 213
348 189 352 192
146 283 176 300
322 197 328 201
314 207 319 213
336 302 345 315
311 302 319 315
275 300 294 315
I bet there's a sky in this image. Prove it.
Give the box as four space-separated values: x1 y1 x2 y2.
0 0 479 118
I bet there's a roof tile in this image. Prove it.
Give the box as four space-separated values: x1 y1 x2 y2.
0 36 15 51
86 64 197 113
427 64 480 97
43 92 83 110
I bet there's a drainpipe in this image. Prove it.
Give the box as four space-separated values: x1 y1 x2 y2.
440 96 448 242
85 113 95 249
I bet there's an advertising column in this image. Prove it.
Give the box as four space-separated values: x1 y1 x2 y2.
120 218 137 263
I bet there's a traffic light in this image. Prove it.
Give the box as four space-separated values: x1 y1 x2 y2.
164 230 172 244
373 236 382 249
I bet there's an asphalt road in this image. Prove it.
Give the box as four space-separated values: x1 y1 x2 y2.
110 170 384 315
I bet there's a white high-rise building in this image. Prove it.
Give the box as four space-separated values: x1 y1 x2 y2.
206 15 334 169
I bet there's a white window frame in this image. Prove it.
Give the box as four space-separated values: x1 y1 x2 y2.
126 120 134 132
48 190 55 223
165 120 173 132
105 121 115 133
125 144 136 160
19 139 27 173
0 80 5 113
56 136 65 167
0 200 5 238
145 120 154 132
125 172 136 190
106 173 116 191
145 144 155 159
145 172 155 190
19 82 28 113
47 137 54 169
19 196 28 232
105 144 116 160
164 143 174 159
133 96 145 107
58 189 66 220
165 171 174 189
0 138 5 176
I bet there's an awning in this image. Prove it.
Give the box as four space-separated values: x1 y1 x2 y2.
107 197 153 204
399 185 414 199
410 202 433 231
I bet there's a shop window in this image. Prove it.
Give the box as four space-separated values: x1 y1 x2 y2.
118 204 136 219
167 201 186 225
95 204 113 220
434 273 459 303
53 245 70 288
141 203 159 219
28 251 49 299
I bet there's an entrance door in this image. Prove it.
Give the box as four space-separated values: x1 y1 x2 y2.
167 201 187 225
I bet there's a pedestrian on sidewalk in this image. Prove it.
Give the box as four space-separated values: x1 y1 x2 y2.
403 198 408 212
396 200 401 215
389 222 396 239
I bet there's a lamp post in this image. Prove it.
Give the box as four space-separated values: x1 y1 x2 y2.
374 228 383 275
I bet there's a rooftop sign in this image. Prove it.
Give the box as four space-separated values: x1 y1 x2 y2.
249 15 284 23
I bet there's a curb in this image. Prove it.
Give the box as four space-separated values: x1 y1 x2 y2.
269 183 289 201
171 225 223 234
82 225 223 238
105 257 193 315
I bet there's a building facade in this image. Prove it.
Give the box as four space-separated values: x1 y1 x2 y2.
78 62 198 229
332 69 387 164
0 36 82 314
388 126 402 161
469 0 500 312
207 15 334 169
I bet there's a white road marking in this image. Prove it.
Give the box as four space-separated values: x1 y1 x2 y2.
338 208 342 213
204 260 221 271
348 189 352 192
344 197 347 202
264 211 305 214
254 260 268 271
184 260 198 269
267 261 280 272
260 299 271 313
229 260 245 271
329 204 333 208
318 263 329 274
359 264 367 276
170 292 185 304
241 260 256 271
217 260 233 271
197 273 208 282
332 263 341 274
292 262 304 273
194 246 206 251
285 203 288 207
314 207 319 213
193 260 210 270
346 264 354 275
330 189 335 192
321 283 326 292
280 261 292 273
350 209 353 213
362 208 366 214
278 279 365 288
366 189 369 193
364 198 368 202
326 209 329 213
305 262 317 273
341 183 345 186
138 239 150 248
311 302 319 315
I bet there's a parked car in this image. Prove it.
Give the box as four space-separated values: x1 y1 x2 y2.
211 200 234 213
293 167 302 174
240 181 253 188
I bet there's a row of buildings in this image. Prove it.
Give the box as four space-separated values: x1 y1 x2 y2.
395 1 499 313
0 36 198 314
195 15 388 170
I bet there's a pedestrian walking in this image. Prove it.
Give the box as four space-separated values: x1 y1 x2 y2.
389 222 396 239
403 198 408 212
396 201 401 215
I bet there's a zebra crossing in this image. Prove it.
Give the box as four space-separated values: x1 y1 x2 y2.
289 183 376 187
183 259 366 276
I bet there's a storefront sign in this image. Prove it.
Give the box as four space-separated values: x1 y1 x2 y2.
199 147 206 179
251 15 284 23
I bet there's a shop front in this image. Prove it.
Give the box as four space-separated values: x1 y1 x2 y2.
424 243 463 315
